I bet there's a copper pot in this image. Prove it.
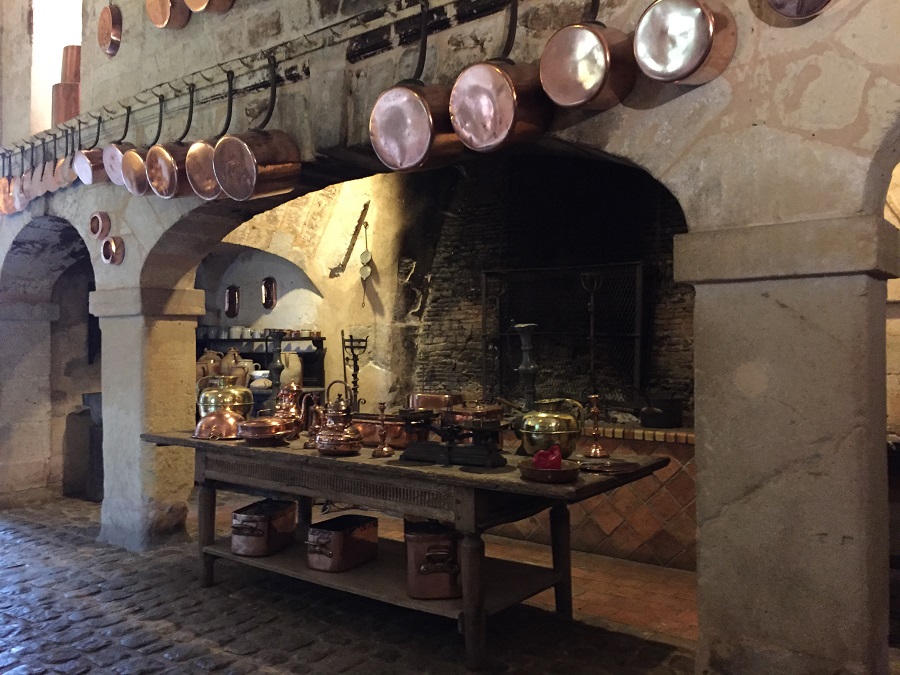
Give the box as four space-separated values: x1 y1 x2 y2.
73 148 110 185
633 0 737 85
98 5 123 58
54 158 78 189
449 60 552 152
766 0 830 18
185 138 222 200
540 23 636 110
193 409 244 440
101 236 125 265
0 178 12 215
121 148 151 195
185 0 234 12
146 0 191 29
213 130 302 202
102 142 135 185
369 81 464 172
146 142 194 198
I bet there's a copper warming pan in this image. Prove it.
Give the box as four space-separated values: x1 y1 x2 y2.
633 0 736 85
540 22 636 110
146 0 191 29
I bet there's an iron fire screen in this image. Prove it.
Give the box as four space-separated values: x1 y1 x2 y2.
481 263 644 408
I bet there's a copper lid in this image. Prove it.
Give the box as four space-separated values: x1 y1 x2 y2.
185 0 235 11
145 144 184 199
369 86 435 171
146 0 190 29
121 149 149 195
102 143 135 185
449 62 518 152
98 5 123 57
540 24 612 108
186 139 221 200
766 0 830 18
634 0 714 82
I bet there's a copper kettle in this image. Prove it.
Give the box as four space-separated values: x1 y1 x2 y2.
315 380 363 456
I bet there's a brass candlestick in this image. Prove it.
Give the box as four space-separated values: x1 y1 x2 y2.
303 393 323 449
371 402 394 458
586 394 608 458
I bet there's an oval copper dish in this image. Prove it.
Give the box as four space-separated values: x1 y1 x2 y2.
89 211 111 240
102 142 136 185
633 0 737 85
766 0 830 18
121 148 150 195
213 129 302 202
185 0 235 12
146 143 193 198
98 5 123 57
518 459 581 484
449 60 550 153
185 138 221 200
369 83 463 172
146 0 191 29
539 23 636 111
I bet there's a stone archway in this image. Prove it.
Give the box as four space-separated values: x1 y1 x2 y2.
0 215 95 495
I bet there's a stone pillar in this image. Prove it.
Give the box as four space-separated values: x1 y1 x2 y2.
675 215 897 674
89 287 205 551
0 297 59 493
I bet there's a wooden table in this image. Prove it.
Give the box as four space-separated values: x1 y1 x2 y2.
143 432 668 668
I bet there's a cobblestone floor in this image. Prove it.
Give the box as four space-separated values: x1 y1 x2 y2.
0 494 694 674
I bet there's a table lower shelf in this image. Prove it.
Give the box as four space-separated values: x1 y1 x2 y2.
205 536 561 620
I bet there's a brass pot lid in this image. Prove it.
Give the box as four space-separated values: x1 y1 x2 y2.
102 143 135 185
121 149 149 195
146 0 191 29
540 24 612 108
145 144 183 198
449 62 518 152
369 85 436 172
98 5 123 57
633 0 715 82
186 139 221 200
766 0 830 18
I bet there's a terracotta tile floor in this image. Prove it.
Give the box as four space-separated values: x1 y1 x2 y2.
208 495 698 649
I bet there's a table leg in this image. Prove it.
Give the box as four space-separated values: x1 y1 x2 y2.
197 484 216 588
296 496 313 543
550 502 573 621
460 531 486 669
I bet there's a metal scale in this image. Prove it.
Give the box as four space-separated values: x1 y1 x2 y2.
397 409 507 468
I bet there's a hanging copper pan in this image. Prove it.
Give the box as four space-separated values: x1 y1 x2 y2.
185 0 234 12
213 55 302 201
0 155 12 215
73 117 111 185
539 22 636 111
186 71 234 200
633 0 736 85
449 0 551 153
98 4 123 57
146 0 191 29
766 0 830 19
102 106 134 185
369 3 463 171
121 95 165 196
147 84 197 198
54 129 78 189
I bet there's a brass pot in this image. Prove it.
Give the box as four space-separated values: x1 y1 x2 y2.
515 398 584 458
633 0 737 85
197 374 254 417
213 130 302 202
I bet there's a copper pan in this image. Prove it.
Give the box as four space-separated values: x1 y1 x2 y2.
101 106 134 185
147 84 197 199
54 157 78 189
146 0 191 29
11 175 29 212
185 0 234 12
633 0 736 85
540 22 636 111
0 178 11 216
121 95 166 196
767 0 830 18
73 117 110 185
98 5 123 57
186 71 234 201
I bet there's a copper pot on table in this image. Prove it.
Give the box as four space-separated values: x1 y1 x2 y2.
633 0 736 85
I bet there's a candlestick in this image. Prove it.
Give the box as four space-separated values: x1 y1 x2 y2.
586 394 608 458
372 402 394 458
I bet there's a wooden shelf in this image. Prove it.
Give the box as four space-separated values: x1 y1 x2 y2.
205 536 560 620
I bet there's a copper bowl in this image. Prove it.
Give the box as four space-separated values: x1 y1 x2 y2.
193 409 244 440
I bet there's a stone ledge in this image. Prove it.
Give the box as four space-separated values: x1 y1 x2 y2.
89 287 206 319
585 423 695 445
674 215 900 284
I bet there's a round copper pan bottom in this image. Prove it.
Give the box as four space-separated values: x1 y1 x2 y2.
122 149 150 196
186 139 221 200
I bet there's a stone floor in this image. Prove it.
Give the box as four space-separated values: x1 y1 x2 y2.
0 492 695 674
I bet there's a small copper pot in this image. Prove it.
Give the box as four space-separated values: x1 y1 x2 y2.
185 0 234 12
185 138 223 200
101 236 125 265
73 148 110 185
89 211 111 240
633 0 737 85
540 23 636 110
98 5 123 58
146 142 194 198
146 0 191 29
449 60 551 152
213 130 302 202
102 142 136 186
54 158 78 189
121 148 151 195
369 81 464 172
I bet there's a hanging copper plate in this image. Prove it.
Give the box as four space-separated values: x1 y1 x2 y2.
98 5 123 57
766 0 830 18
146 0 191 29
121 148 150 195
185 138 221 200
213 130 302 202
633 0 736 85
539 23 636 110
146 143 193 198
185 0 235 12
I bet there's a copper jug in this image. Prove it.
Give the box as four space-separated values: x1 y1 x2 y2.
315 380 362 456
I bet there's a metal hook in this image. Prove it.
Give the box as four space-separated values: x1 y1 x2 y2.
167 81 182 95
85 116 103 150
585 0 601 22
217 71 235 138
40 138 47 180
50 133 58 164
113 106 131 143
175 83 195 143
150 94 165 146
411 0 429 82
29 141 36 173
499 0 518 61
254 54 278 131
